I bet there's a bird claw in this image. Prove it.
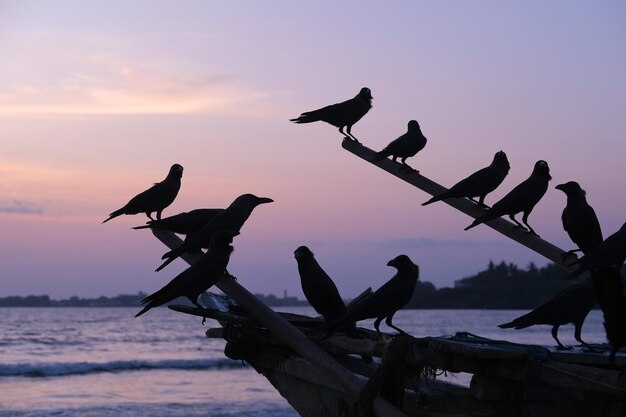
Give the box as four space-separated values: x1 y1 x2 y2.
555 345 573 351
524 230 540 237
202 317 207 326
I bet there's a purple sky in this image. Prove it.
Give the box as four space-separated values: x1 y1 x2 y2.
1 1 625 299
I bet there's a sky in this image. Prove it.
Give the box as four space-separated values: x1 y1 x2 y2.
1 1 624 299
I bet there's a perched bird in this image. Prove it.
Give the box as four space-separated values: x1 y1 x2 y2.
464 160 552 236
103 164 183 223
156 194 273 272
135 230 238 317
423 151 510 207
133 208 224 246
498 280 596 351
290 87 373 142
590 266 626 366
369 120 427 171
323 255 419 337
294 246 346 321
566 222 626 279
555 181 603 256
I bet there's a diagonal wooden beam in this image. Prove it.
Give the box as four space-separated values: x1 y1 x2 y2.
151 228 407 417
342 138 580 274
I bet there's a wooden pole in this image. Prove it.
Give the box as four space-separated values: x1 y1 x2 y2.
151 229 407 417
342 138 583 274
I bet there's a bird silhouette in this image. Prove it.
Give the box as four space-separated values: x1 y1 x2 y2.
103 164 183 223
156 194 273 272
589 266 626 366
135 230 238 317
133 208 224 247
464 160 551 236
565 222 626 279
498 280 597 351
423 151 510 207
290 87 373 142
294 246 346 321
555 181 603 257
369 120 427 171
323 255 419 337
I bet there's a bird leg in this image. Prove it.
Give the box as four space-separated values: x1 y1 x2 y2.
156 211 163 220
338 126 351 140
551 325 572 350
508 214 527 230
223 269 237 280
399 158 419 174
385 314 406 335
345 125 360 143
146 212 155 221
521 212 540 237
373 316 384 338
574 324 598 353
476 196 490 208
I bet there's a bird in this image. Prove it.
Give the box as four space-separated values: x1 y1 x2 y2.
565 222 626 280
294 246 347 321
464 160 552 236
498 279 597 351
133 208 224 246
102 164 183 223
156 194 273 272
323 254 419 337
135 230 239 318
290 87 373 142
589 266 626 366
555 181 603 257
369 120 427 171
422 151 510 207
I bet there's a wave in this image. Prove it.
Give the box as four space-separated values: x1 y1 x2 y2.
0 358 246 378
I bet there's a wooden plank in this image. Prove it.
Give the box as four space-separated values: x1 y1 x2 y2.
341 139 586 274
151 229 407 417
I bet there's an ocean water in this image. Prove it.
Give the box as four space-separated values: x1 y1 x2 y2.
0 307 607 416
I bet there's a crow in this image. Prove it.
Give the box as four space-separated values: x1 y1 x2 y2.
103 164 183 223
294 246 347 321
133 208 224 247
423 151 510 207
290 87 373 142
589 266 626 366
135 230 238 317
566 222 626 279
555 181 603 257
369 120 427 171
156 194 273 272
498 280 596 350
464 160 551 236
323 255 419 337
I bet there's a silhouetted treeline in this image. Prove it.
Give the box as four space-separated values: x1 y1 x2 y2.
407 261 624 309
3 261 622 308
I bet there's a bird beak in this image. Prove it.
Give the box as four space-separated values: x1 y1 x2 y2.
386 259 396 267
555 184 565 191
257 197 274 204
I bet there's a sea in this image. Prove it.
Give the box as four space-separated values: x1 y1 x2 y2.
0 307 608 417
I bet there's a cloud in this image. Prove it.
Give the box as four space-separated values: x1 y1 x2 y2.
0 199 44 215
0 54 274 117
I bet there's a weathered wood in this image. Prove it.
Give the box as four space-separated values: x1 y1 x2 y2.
151 229 407 417
540 361 626 396
341 139 586 275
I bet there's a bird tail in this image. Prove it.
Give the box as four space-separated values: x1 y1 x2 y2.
134 306 151 317
422 194 444 206
102 209 124 224
132 224 151 230
134 292 159 317
156 255 176 272
498 319 531 330
464 219 481 231
290 112 319 124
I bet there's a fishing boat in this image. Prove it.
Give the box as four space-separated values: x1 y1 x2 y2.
152 139 625 416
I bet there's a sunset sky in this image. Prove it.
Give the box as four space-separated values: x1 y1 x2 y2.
1 1 625 299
